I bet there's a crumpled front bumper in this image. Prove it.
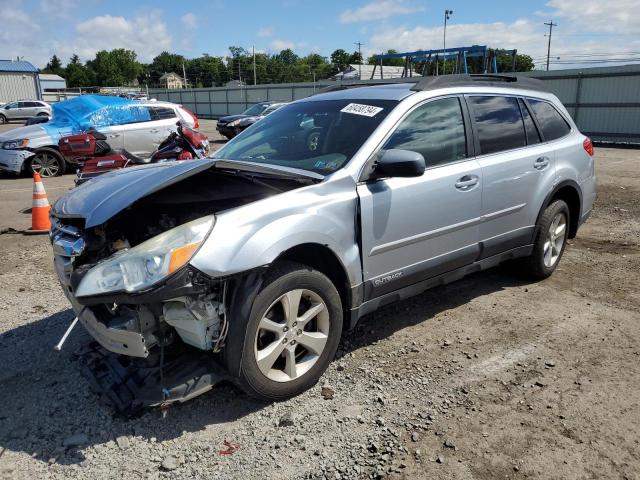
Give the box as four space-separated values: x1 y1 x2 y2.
0 149 33 174
53 254 152 358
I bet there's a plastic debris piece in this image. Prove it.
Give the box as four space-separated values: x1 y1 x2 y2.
218 439 240 455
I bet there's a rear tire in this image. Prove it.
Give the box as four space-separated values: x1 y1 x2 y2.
225 262 343 401
520 200 570 279
29 148 66 177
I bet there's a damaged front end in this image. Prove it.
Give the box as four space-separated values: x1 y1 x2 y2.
49 159 312 412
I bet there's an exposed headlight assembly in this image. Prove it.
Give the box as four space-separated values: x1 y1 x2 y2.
3 139 29 149
227 119 241 127
75 215 215 297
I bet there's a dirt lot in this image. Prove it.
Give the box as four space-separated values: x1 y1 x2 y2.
0 123 638 479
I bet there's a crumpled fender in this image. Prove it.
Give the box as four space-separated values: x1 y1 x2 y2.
190 174 362 288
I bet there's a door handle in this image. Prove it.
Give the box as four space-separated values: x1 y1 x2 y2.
108 133 121 138
149 129 160 133
455 175 479 190
534 156 550 170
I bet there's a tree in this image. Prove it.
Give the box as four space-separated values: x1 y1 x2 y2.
87 49 142 86
64 54 95 88
367 49 405 67
330 49 351 71
496 52 534 72
42 55 64 76
151 51 186 75
186 55 228 87
348 50 363 65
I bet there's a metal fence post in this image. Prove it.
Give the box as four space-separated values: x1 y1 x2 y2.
574 72 583 126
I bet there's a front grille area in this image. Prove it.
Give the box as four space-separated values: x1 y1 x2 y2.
50 216 86 293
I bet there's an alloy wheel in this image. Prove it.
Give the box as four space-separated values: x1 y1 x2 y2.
254 288 330 383
543 212 566 268
31 153 61 177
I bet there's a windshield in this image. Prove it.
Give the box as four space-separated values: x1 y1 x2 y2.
213 99 397 174
262 104 283 116
243 103 270 116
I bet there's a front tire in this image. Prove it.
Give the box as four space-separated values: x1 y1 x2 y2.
226 262 343 401
521 200 570 279
29 148 66 177
0 114 6 124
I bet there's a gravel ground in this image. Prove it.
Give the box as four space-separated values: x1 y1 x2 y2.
0 143 639 480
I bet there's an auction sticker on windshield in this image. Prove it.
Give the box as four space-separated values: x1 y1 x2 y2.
340 103 384 117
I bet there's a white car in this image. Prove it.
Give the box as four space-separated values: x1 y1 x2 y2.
0 95 199 177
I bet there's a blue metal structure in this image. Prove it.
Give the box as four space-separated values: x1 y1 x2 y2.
0 60 39 73
370 45 518 79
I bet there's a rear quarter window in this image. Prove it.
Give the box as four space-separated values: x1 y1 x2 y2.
528 99 571 141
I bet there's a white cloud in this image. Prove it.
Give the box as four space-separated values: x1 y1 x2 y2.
257 26 274 37
72 12 172 62
39 0 77 18
368 20 543 56
181 12 198 30
339 0 424 24
365 19 640 70
271 39 296 51
546 0 640 34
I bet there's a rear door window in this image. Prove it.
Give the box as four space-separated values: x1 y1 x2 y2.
149 106 177 121
468 96 526 155
519 99 541 145
527 99 571 141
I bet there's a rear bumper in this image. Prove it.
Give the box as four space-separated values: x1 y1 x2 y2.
0 149 33 174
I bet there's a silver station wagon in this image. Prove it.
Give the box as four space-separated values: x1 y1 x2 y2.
50 74 596 410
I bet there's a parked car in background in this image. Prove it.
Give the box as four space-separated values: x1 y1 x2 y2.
0 100 51 124
0 95 199 177
49 75 596 407
216 101 286 139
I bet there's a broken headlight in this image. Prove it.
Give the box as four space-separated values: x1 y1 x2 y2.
75 215 215 297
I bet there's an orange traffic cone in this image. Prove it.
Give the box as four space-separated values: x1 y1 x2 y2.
27 172 51 234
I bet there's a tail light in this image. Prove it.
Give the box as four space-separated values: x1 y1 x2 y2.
181 106 199 129
583 137 594 156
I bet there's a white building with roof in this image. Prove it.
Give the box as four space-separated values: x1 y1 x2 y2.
39 73 67 94
0 59 42 102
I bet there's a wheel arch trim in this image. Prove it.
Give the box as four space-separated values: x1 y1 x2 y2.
534 180 583 240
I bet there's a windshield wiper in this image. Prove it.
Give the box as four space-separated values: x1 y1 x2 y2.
212 159 324 183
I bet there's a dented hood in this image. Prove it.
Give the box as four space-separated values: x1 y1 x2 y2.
52 160 215 228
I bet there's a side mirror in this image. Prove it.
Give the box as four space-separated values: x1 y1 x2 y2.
374 149 426 179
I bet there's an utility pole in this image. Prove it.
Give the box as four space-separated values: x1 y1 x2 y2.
253 46 257 85
354 41 364 79
182 62 187 89
544 21 557 71
443 9 453 75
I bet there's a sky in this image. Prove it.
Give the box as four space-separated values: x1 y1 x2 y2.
1 0 639 70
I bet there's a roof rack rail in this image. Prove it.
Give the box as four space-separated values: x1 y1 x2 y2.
410 74 546 92
313 82 399 95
